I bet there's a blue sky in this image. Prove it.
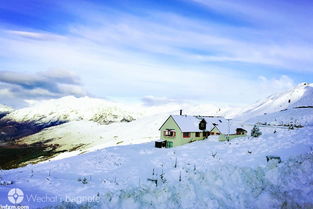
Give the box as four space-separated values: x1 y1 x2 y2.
0 0 313 107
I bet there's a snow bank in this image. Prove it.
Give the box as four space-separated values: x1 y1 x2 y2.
20 153 313 209
93 153 313 209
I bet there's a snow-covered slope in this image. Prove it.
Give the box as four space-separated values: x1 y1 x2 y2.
239 83 313 126
1 126 313 208
247 108 313 127
2 96 137 125
15 107 242 162
0 104 13 117
17 113 169 160
0 96 141 142
234 82 313 120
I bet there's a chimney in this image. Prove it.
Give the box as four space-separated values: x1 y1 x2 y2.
180 109 182 115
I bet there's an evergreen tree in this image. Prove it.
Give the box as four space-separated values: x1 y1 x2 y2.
251 125 262 137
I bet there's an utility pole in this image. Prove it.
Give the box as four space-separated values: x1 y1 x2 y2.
226 119 231 141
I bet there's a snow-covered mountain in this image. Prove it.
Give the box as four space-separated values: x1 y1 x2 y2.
2 96 137 125
233 82 313 121
0 95 237 142
1 96 234 127
0 104 13 118
0 96 140 142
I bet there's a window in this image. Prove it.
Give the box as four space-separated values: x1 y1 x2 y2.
164 130 176 137
195 132 201 137
183 132 190 138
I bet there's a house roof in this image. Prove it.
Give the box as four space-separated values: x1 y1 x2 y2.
170 115 233 133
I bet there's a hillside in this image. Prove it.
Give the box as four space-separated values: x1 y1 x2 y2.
14 113 169 163
0 96 139 142
2 96 137 125
3 83 313 167
0 104 13 118
8 104 240 165
0 96 233 142
0 96 238 168
242 83 313 126
1 125 312 208
247 108 313 127
1 96 238 126
234 82 313 120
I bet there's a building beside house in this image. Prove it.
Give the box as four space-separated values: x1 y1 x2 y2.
156 112 247 148
236 128 248 135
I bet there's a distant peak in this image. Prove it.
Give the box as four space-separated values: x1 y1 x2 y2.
296 82 313 88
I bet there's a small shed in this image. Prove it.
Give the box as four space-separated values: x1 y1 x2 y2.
236 128 247 135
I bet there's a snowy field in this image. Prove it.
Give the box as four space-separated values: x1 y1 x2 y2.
1 126 313 208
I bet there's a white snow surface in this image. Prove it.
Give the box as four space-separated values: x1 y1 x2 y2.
170 115 239 133
18 113 169 155
1 126 313 208
0 104 13 114
233 82 313 120
247 108 313 127
2 96 138 125
17 114 243 158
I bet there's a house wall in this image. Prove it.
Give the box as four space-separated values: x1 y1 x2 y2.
160 116 205 147
160 116 181 146
170 132 205 147
210 126 221 135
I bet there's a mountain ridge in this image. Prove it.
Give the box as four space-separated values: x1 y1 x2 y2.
233 82 313 120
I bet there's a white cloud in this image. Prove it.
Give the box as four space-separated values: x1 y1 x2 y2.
141 96 182 106
57 83 87 96
0 69 87 107
0 3 312 107
2 9 313 72
258 75 295 95
5 30 65 40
